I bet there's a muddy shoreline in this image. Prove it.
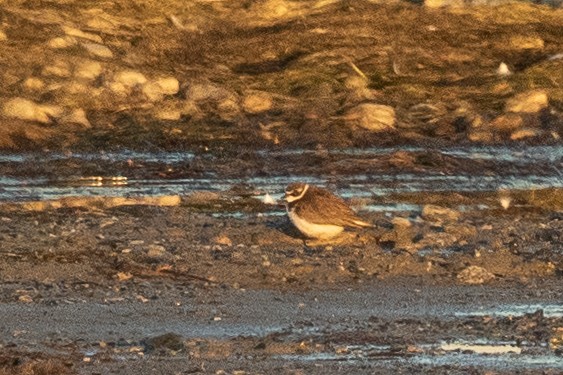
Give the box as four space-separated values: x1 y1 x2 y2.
1 185 562 373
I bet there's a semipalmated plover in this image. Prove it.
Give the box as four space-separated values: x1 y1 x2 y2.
284 182 372 240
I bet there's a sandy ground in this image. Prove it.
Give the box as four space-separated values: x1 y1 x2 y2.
0 193 561 374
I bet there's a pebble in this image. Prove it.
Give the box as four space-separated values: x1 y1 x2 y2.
154 106 182 121
242 91 273 114
344 76 368 90
142 332 185 352
42 60 72 77
263 193 276 205
510 128 541 140
421 204 460 223
147 244 167 257
23 77 45 91
499 196 512 210
142 77 180 101
392 217 412 228
344 103 396 132
74 60 103 80
18 295 33 303
457 265 495 285
116 272 133 281
62 108 91 128
214 235 233 246
109 70 147 95
82 42 113 58
62 25 103 43
63 82 90 95
496 62 511 76
217 98 241 121
425 0 464 7
0 30 7 41
467 129 494 143
2 97 63 124
505 90 548 113
186 82 231 102
490 113 523 132
47 36 77 49
115 70 148 86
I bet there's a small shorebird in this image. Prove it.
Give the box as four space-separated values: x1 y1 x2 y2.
284 182 372 240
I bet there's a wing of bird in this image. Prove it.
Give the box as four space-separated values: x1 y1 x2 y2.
294 187 372 228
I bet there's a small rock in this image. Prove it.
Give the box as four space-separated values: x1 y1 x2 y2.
109 70 147 95
468 129 494 143
82 42 113 58
217 98 241 121
344 76 369 90
499 195 512 210
142 77 180 101
510 128 541 140
116 272 133 281
47 36 77 49
344 103 396 132
509 35 544 50
154 106 182 121
61 108 91 128
214 235 233 247
74 60 103 80
496 62 511 76
256 0 290 19
505 90 548 113
242 91 273 114
115 70 148 86
186 82 231 102
18 295 33 303
490 114 523 132
457 265 495 285
425 0 464 7
23 77 45 91
0 30 7 41
421 204 460 223
62 26 103 43
263 193 276 205
136 295 149 303
392 217 412 228
42 60 72 77
2 97 63 124
64 82 91 95
142 332 185 353
147 244 167 258
550 327 563 351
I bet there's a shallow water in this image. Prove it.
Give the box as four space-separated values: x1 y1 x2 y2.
0 145 561 202
277 340 562 370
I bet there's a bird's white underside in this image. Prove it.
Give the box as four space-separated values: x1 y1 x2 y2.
287 208 344 239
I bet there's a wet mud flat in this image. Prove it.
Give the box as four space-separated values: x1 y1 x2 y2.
0 185 561 374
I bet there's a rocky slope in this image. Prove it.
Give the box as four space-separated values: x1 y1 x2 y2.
0 0 561 151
